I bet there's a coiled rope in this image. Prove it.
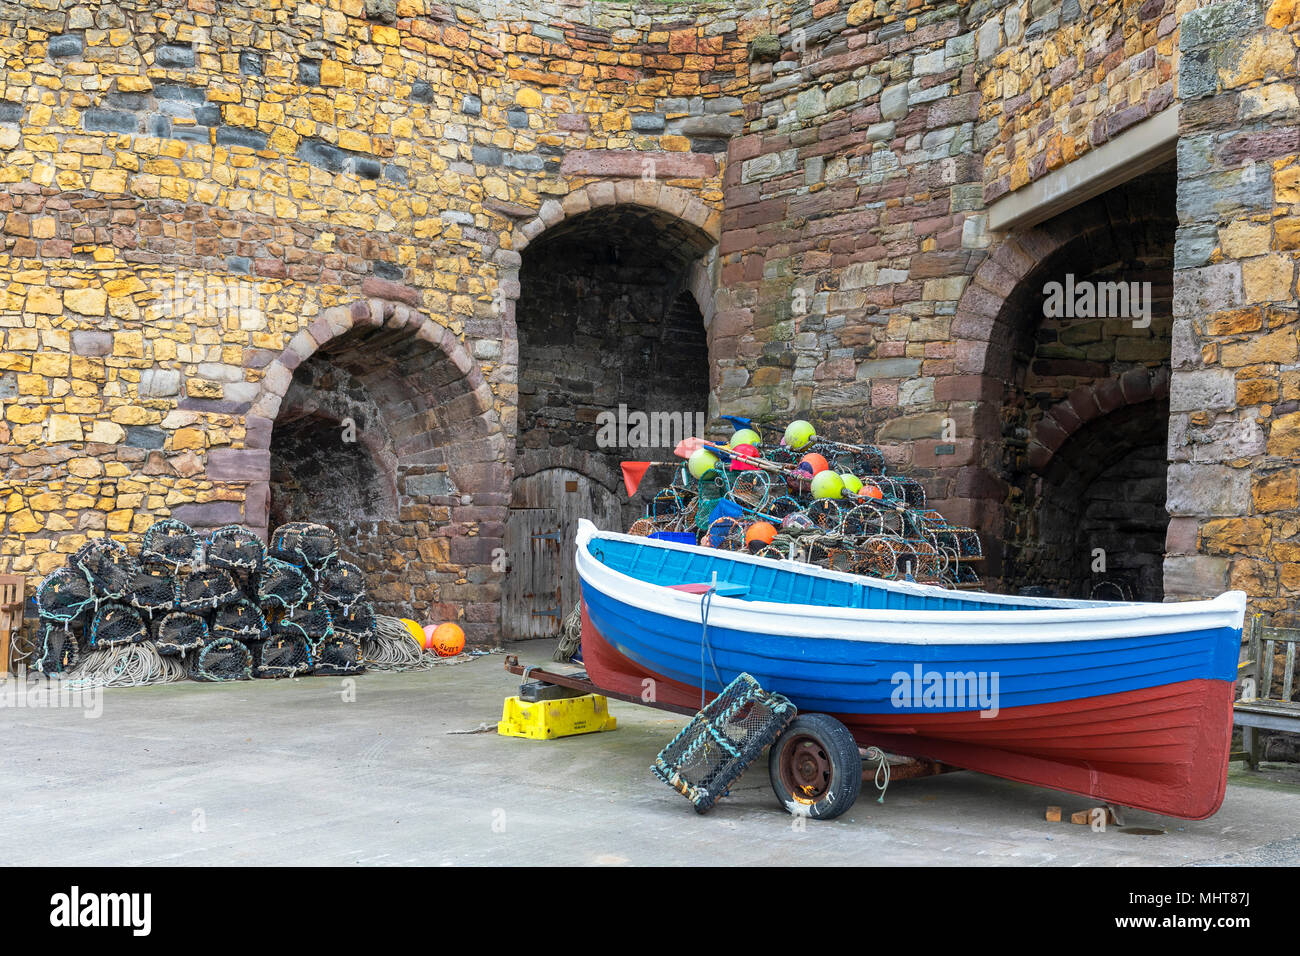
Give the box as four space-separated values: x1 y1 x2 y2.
65 643 188 689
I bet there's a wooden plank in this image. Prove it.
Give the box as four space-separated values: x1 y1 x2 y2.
1234 710 1300 733
1286 641 1296 703
0 574 23 677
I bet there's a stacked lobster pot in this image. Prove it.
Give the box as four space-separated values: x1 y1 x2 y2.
29 518 376 683
626 420 984 590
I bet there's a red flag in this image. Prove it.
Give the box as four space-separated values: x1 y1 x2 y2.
620 461 653 497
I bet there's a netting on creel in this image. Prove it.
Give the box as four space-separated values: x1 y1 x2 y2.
312 632 365 675
32 621 80 674
269 521 339 569
187 637 253 682
211 599 267 642
331 599 376 642
141 519 202 568
206 524 266 574
71 538 137 600
175 566 241 613
127 564 176 614
315 559 367 611
88 602 148 648
273 598 333 643
652 672 797 813
254 633 313 678
258 557 312 610
35 567 95 625
154 611 208 656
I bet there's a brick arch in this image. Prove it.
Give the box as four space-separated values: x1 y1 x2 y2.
491 180 722 345
500 180 719 501
1027 366 1171 474
240 297 505 541
941 170 1178 587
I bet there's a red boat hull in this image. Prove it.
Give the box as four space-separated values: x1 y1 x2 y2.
581 602 1234 820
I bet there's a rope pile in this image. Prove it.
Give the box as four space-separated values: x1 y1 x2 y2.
28 518 381 685
361 615 481 671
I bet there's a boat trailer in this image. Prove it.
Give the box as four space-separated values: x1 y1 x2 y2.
503 654 956 815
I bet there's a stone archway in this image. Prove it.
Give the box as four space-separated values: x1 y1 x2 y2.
498 182 720 638
944 163 1177 593
242 299 509 638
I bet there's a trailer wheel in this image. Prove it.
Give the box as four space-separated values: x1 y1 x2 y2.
768 713 861 820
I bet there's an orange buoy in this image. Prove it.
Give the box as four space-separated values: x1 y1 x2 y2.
799 453 829 475
744 521 778 551
426 622 466 657
861 483 884 499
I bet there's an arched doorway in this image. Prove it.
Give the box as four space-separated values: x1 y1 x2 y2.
991 164 1177 597
245 301 508 640
505 198 717 639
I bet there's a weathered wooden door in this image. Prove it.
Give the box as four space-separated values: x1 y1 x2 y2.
504 507 562 640
504 469 622 640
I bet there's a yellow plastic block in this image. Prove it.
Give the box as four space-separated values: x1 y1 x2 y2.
497 693 618 740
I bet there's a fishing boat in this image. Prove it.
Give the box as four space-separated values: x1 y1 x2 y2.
575 520 1247 820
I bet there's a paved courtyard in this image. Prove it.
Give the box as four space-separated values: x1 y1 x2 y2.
5 641 1299 867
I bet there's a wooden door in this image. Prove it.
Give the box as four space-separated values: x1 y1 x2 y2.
504 507 562 640
504 470 623 640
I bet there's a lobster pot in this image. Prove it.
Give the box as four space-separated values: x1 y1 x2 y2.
269 521 339 569
89 602 148 648
315 559 367 610
175 566 240 613
651 673 797 813
211 599 267 642
71 539 137 600
312 632 364 675
331 598 376 642
273 598 332 650
127 563 176 614
154 611 208 656
206 525 266 574
142 518 202 568
254 633 312 678
35 567 94 625
32 620 80 674
258 557 312 610
188 637 252 682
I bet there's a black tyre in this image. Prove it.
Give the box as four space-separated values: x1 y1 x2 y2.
768 713 862 820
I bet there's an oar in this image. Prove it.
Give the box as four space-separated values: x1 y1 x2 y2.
672 437 790 475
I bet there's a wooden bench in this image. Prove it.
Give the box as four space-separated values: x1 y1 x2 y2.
0 575 24 676
1234 614 1300 770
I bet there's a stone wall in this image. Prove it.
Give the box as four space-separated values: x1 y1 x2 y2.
0 0 765 641
1 0 1298 642
1165 0 1300 620
969 0 1181 203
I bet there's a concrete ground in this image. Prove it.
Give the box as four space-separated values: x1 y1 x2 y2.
5 640 1300 866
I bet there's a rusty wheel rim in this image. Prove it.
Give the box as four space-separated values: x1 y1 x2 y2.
779 734 833 803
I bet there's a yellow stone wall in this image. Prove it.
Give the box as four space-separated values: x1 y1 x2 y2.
0 0 763 598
